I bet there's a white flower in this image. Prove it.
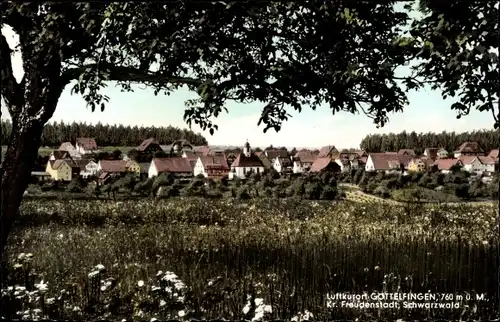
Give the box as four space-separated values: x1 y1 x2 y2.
178 310 186 317
151 318 158 322
95 264 105 271
35 280 48 293
88 271 99 278
73 306 81 312
159 300 167 307
156 270 163 276
137 280 144 287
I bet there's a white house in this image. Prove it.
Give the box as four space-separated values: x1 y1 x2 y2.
273 157 292 173
80 160 98 178
75 138 98 155
193 155 229 179
334 159 351 173
477 156 496 174
229 141 265 180
292 159 304 174
459 156 483 175
148 157 192 179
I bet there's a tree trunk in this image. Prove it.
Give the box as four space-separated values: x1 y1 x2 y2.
0 117 45 282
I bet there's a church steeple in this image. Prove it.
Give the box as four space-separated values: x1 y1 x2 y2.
243 140 251 157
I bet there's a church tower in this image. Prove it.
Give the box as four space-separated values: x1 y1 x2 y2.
243 140 251 157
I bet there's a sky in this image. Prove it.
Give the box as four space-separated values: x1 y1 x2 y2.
0 5 495 150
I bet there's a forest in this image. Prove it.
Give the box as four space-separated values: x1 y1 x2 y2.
0 120 208 147
359 130 500 154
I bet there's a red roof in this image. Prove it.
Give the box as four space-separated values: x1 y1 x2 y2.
317 145 338 158
433 158 463 170
398 149 416 156
477 156 496 165
231 153 264 167
76 138 97 150
424 148 439 159
51 150 71 160
183 151 204 161
488 149 499 159
59 142 75 151
309 157 340 172
458 155 480 165
153 157 192 173
368 153 411 170
199 156 229 170
265 149 288 160
294 149 316 163
137 138 160 152
99 160 128 173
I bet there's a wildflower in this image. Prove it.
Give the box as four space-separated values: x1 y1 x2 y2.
46 297 56 305
178 310 186 317
73 306 81 312
35 280 48 293
156 270 163 276
137 280 145 287
159 300 167 307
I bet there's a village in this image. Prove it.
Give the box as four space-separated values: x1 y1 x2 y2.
37 137 499 185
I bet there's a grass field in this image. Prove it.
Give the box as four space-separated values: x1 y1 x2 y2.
2 197 498 321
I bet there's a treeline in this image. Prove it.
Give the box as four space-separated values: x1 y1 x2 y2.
1 120 208 147
360 130 500 154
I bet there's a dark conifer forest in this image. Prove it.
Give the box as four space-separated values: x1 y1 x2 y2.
360 130 500 154
1 120 208 147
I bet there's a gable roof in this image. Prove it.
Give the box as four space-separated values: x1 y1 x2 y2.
258 153 272 168
49 160 71 170
265 149 289 160
59 142 75 151
294 149 316 163
455 142 483 154
76 138 97 150
309 157 340 172
153 157 192 173
424 148 439 159
99 160 128 173
231 153 264 167
488 149 499 159
183 151 204 161
137 138 160 152
433 158 463 170
275 156 292 167
368 153 412 170
317 145 338 158
477 156 496 165
51 150 71 160
458 155 481 165
398 149 416 156
199 155 229 170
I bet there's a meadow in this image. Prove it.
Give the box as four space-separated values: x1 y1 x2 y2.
1 197 498 321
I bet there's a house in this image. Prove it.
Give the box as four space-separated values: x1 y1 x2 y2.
365 153 412 173
229 141 265 179
432 159 463 174
138 162 150 180
407 158 433 172
148 157 193 179
98 160 128 176
423 148 439 159
182 151 204 169
453 142 484 158
46 160 74 181
477 156 496 174
294 149 316 171
354 150 368 158
273 156 293 173
398 149 416 157
193 156 230 179
334 158 351 173
59 142 76 152
309 157 341 173
292 158 304 174
49 150 71 161
137 138 163 154
458 156 484 175
317 145 339 159
264 149 289 161
78 159 98 178
488 149 499 160
126 160 141 176
436 148 449 159
258 153 273 169
75 137 98 155
162 139 194 156
225 152 237 167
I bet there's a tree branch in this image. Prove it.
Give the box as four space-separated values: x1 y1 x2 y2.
0 33 24 117
60 63 205 88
